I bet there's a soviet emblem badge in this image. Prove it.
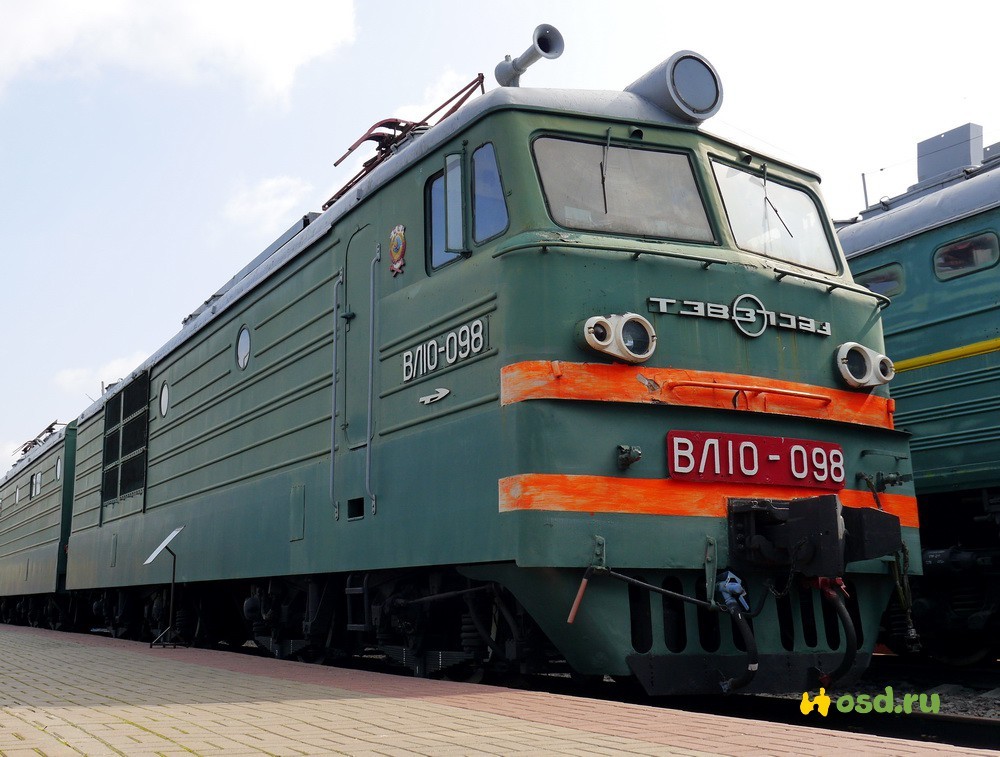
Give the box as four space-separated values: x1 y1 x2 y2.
389 224 406 276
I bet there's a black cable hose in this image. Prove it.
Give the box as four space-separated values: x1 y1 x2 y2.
820 588 858 686
720 611 759 693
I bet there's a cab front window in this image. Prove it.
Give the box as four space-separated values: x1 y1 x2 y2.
712 161 838 273
532 137 714 242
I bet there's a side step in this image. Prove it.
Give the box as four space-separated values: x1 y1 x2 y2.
345 573 371 632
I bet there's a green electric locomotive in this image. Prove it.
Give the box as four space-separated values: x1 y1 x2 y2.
0 423 76 617
841 123 1000 663
1 27 916 694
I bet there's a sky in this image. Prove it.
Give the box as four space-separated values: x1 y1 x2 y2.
1 0 998 463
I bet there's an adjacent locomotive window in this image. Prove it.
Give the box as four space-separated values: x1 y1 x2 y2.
56 456 62 481
712 161 837 273
159 381 170 418
101 372 150 505
29 473 41 498
933 233 1000 281
472 143 508 242
236 326 251 369
533 137 713 242
854 263 904 297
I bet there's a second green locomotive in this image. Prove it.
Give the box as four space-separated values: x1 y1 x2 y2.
841 123 1000 664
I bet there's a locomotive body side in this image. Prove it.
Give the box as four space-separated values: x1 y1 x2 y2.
67 229 346 590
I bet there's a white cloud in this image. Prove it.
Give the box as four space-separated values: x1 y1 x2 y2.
223 176 315 237
53 351 149 404
0 0 356 103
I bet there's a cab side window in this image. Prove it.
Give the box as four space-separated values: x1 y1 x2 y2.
427 171 461 270
472 143 508 242
427 143 509 272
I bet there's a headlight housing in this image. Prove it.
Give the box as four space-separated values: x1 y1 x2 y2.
835 342 895 388
577 313 657 363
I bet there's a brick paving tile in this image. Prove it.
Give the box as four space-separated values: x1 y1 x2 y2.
1 626 997 757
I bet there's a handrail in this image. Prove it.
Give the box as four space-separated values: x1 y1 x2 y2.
665 380 832 405
365 245 381 515
492 239 729 268
773 267 891 309
329 272 343 507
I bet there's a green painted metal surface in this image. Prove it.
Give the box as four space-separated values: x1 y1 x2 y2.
847 208 1000 494
0 424 75 595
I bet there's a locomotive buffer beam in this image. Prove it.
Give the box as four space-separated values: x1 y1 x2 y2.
728 495 903 576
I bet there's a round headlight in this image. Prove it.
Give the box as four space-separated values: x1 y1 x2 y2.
846 346 871 384
835 342 894 388
621 318 652 357
876 355 895 384
577 316 614 350
616 314 656 362
576 313 656 363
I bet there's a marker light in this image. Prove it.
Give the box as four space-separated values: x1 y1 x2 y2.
577 313 657 363
835 342 895 388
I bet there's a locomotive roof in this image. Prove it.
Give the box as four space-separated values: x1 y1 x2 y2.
72 81 808 427
1 425 66 483
840 146 1000 259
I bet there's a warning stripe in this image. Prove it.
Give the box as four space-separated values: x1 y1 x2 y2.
501 361 895 430
499 473 918 528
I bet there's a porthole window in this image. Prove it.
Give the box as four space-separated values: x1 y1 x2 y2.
236 326 251 370
933 233 1000 281
160 382 170 417
56 457 62 481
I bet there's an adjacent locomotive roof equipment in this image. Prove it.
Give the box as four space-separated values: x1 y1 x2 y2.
841 123 1000 257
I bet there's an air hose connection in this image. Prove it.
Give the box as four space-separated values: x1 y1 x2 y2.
717 571 758 693
808 576 858 687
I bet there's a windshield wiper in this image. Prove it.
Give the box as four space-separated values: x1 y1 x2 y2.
600 127 611 214
762 163 793 238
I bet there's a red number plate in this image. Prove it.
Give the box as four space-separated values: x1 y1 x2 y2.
666 431 845 490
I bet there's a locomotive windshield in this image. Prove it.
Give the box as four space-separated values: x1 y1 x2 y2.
712 161 838 273
532 137 714 242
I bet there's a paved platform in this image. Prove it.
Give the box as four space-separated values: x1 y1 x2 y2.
0 625 994 756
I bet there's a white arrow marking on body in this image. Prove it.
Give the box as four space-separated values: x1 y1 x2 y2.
418 388 450 405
